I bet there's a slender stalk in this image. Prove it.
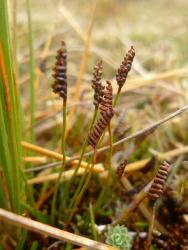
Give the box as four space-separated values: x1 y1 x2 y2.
67 161 90 211
146 202 157 250
26 0 35 143
107 123 113 177
51 100 67 225
89 203 97 240
113 87 121 107
66 148 97 225
90 108 98 130
61 109 98 209
94 123 113 211
94 101 117 210
93 186 106 212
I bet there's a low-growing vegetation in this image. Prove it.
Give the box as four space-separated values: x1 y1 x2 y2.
0 0 188 249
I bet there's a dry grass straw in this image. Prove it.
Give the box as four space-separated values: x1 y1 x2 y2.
66 1 98 134
23 156 47 164
0 208 117 250
27 144 188 185
21 141 103 172
28 164 104 185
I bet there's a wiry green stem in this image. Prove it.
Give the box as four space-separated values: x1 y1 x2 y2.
61 109 98 211
67 161 89 212
66 148 96 225
113 87 121 107
94 89 121 211
51 100 67 225
146 202 156 250
93 123 113 212
108 123 113 177
89 202 97 240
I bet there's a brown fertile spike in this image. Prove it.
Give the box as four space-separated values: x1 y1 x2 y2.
116 159 127 178
88 109 114 148
51 41 67 100
116 46 135 89
99 80 113 113
148 161 171 201
91 60 103 109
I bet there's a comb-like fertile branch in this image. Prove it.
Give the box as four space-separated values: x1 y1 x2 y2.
148 160 171 200
51 40 67 225
99 80 114 175
116 159 128 178
88 80 114 148
99 81 113 113
116 46 135 90
92 61 104 109
147 160 171 250
52 41 67 101
88 109 114 148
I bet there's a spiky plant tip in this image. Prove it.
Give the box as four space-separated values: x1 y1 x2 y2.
148 160 171 201
92 60 103 109
116 159 128 178
88 78 114 148
116 46 135 89
51 41 67 101
87 108 114 148
99 80 113 114
106 225 133 250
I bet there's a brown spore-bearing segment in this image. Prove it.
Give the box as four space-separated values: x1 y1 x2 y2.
88 108 114 148
92 60 104 109
116 159 128 178
99 80 113 114
116 46 135 89
51 41 67 100
148 161 171 201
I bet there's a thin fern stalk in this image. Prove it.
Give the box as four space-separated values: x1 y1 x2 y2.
66 148 97 224
89 202 97 240
107 123 113 177
146 202 157 249
67 161 90 212
61 109 98 209
51 100 67 225
90 107 98 130
94 107 118 211
113 87 121 107
93 123 113 212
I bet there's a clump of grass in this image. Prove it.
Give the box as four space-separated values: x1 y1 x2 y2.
0 0 24 214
